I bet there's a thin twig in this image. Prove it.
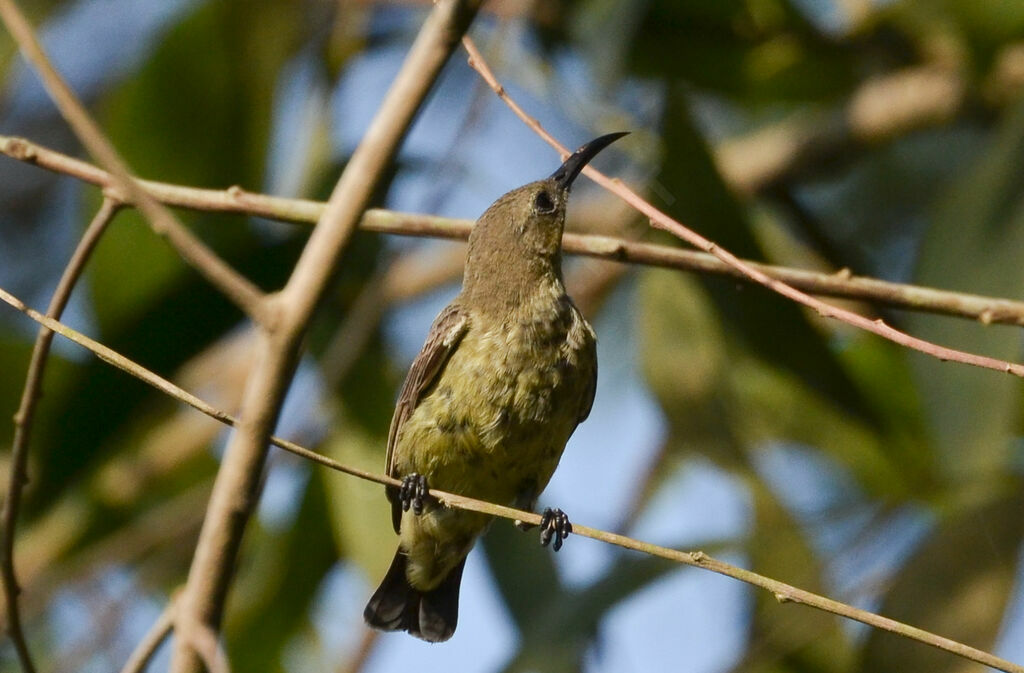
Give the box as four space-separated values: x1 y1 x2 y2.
120 597 176 673
1 197 121 673
0 291 1020 673
337 628 379 673
459 36 1024 378
168 1 481 671
0 0 268 323
5 135 1024 327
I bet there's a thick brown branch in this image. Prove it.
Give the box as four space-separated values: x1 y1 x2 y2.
168 1 481 671
2 197 121 673
1 290 1020 673
4 134 1024 327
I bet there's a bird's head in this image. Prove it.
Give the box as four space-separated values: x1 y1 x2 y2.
467 132 628 264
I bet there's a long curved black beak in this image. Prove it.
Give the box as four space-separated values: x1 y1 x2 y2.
550 131 629 191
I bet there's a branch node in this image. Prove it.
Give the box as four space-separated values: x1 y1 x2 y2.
4 136 35 162
834 267 852 280
774 591 793 603
587 235 627 258
980 309 995 325
101 187 126 206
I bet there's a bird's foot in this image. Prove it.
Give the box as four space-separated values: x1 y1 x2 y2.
399 473 429 515
539 507 572 552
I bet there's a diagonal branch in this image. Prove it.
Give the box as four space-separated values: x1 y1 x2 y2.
168 1 481 671
0 0 268 323
5 134 1024 327
1 197 121 673
0 287 1020 673
460 36 1024 378
120 596 176 673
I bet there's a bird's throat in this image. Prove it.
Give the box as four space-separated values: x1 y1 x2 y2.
461 250 564 320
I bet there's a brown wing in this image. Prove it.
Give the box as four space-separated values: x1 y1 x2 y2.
577 353 597 425
573 308 598 426
384 302 469 530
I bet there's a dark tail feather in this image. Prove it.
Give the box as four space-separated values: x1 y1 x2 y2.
363 549 466 643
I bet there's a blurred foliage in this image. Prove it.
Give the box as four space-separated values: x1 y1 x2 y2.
2 0 1024 672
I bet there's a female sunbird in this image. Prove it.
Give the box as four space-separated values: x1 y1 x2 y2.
364 132 627 642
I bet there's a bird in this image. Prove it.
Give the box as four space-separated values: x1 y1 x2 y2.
363 132 628 642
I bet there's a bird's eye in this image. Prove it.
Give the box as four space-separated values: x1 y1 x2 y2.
533 190 555 214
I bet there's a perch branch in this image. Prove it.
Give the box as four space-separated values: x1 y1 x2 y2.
4 135 1024 326
0 289 1020 673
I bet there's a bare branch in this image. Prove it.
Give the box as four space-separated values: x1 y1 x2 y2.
0 0 268 322
5 135 1024 327
1 289 1020 673
0 134 326 224
460 36 1024 378
120 598 176 673
2 197 121 673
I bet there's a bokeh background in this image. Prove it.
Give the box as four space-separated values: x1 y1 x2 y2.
2 0 1024 671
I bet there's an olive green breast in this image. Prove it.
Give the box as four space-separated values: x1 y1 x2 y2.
391 288 596 507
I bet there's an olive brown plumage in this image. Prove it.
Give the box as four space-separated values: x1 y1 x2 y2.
364 133 627 642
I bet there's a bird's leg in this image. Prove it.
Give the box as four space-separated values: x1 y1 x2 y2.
539 507 572 552
399 472 429 515
511 487 571 550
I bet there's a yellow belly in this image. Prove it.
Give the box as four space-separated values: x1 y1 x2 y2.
392 305 595 590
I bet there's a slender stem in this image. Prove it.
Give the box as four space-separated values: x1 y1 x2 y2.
168 2 481 671
0 291 1020 673
4 135 1024 327
337 628 379 673
460 36 1024 378
0 0 268 323
1 197 121 673
120 598 176 673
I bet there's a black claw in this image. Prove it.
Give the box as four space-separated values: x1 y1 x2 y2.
539 507 571 552
399 473 429 515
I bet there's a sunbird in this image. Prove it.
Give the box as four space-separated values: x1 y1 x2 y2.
364 132 628 642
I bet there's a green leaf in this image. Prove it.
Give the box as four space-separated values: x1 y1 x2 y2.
481 517 561 629
729 482 853 673
320 409 396 580
500 544 724 673
627 0 853 101
859 490 1024 673
227 476 337 673
657 88 874 425
637 267 742 466
908 98 1024 479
